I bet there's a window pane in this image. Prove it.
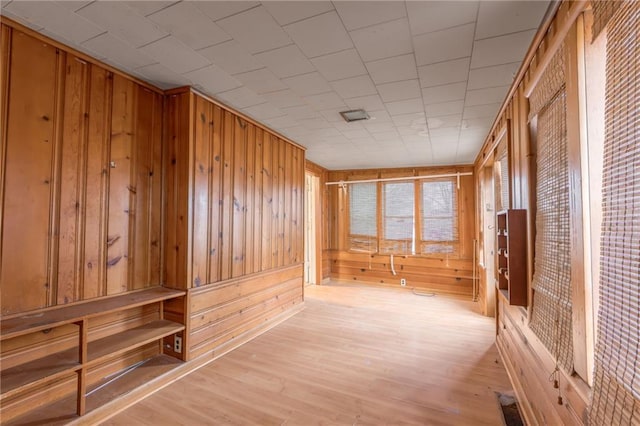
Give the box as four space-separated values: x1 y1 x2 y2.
349 183 376 236
384 182 414 240
421 180 457 242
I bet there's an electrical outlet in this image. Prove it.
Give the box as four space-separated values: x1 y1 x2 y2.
174 335 182 353
400 278 406 286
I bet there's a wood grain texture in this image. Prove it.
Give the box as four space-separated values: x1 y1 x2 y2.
106 282 513 426
1 29 60 314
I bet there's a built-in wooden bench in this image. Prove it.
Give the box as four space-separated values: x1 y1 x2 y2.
0 287 185 420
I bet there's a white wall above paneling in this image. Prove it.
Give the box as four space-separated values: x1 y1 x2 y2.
2 0 550 169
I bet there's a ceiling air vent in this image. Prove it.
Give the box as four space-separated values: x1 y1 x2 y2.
340 109 369 123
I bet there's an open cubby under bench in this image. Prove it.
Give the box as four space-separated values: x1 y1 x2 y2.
0 287 185 420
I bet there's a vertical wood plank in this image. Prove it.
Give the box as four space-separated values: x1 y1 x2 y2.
261 133 273 271
244 124 256 275
253 128 263 272
106 75 135 295
192 95 211 287
290 148 300 264
0 24 10 299
57 56 89 304
208 104 223 283
76 319 88 416
284 143 293 265
232 116 247 277
131 87 160 290
149 90 163 287
278 139 286 267
220 111 234 280
0 31 59 314
83 66 112 299
271 135 280 268
164 93 190 289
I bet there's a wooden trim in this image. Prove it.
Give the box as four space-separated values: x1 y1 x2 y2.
167 86 306 152
473 0 579 166
304 160 328 176
565 21 588 382
524 1 589 97
0 24 11 288
0 17 164 95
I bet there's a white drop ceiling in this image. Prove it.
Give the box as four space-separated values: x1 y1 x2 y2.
1 0 550 170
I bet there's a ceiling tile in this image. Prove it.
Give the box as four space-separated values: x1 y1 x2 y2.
262 1 334 26
262 89 306 109
195 2 260 22
303 92 346 110
377 79 421 102
77 1 168 47
5 1 104 44
462 117 492 130
254 44 315 78
465 86 509 106
428 114 462 130
368 109 392 123
468 62 519 90
392 112 426 127
139 36 210 74
134 63 190 89
147 2 231 50
298 117 333 130
330 75 377 99
407 1 478 36
422 82 467 105
344 94 385 111
372 130 400 142
56 1 94 12
233 68 287 94
82 33 156 70
243 102 285 120
350 18 413 62
217 6 291 54
386 98 424 116
425 100 465 117
182 65 241 94
284 11 353 58
311 49 367 82
430 127 460 144
463 103 502 119
283 72 332 96
333 1 406 31
341 128 371 139
414 23 475 66
364 121 397 134
476 1 548 40
197 40 263 75
366 54 417 85
470 30 536 69
216 87 266 109
282 104 320 120
263 115 300 129
318 109 345 123
0 9 44 31
124 1 178 17
418 57 470 88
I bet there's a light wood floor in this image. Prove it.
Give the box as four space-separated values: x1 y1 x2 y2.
104 282 513 425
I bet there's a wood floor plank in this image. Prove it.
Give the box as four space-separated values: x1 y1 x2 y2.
103 282 513 425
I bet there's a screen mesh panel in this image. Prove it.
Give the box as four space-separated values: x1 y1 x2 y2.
590 2 640 424
528 43 574 373
348 182 378 252
592 0 622 40
420 179 458 254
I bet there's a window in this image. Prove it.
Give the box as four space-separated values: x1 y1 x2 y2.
347 177 460 256
348 183 377 252
420 180 457 254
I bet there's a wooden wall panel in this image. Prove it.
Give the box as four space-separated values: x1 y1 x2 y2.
0 26 163 315
231 117 247 278
82 66 112 300
1 30 61 314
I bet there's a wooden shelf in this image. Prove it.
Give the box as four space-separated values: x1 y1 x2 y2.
87 320 184 367
1 349 81 401
1 287 185 341
0 287 186 422
496 210 527 306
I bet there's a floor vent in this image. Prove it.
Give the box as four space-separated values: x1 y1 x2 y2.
496 392 524 426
